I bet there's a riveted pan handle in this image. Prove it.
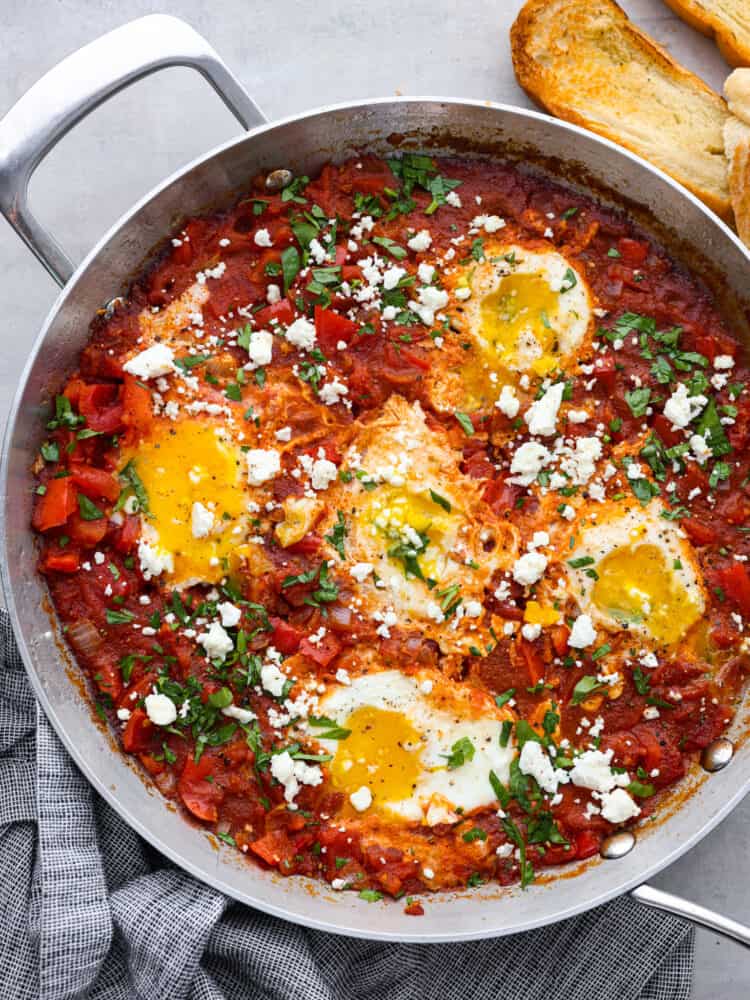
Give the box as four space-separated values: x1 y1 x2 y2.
632 884 750 948
0 14 266 286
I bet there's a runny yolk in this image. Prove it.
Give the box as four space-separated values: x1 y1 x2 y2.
360 487 454 583
123 419 245 584
329 706 423 809
479 272 562 376
591 543 701 645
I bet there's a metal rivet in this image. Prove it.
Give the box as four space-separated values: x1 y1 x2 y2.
700 737 734 773
102 296 123 319
265 168 294 192
600 830 636 860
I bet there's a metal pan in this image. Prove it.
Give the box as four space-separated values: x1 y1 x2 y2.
1 14 749 945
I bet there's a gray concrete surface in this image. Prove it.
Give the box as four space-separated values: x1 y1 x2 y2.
0 1 748 995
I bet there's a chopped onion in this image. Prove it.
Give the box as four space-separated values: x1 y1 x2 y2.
67 619 106 659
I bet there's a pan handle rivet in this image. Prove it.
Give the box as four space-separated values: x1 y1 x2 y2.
600 830 636 860
265 168 294 192
700 737 734 773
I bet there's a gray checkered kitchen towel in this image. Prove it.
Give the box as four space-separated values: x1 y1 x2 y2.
0 610 693 1000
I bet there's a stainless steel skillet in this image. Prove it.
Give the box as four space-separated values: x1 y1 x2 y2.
1 13 749 945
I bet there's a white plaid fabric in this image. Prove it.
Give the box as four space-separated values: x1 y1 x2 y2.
0 611 694 999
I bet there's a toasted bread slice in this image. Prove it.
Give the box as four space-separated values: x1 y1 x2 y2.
663 0 750 67
723 70 750 246
723 115 750 244
511 0 732 220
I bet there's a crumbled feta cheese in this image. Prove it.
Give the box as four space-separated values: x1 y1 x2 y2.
407 229 432 252
714 355 735 370
310 458 338 490
524 382 564 436
350 562 373 582
191 501 214 539
198 622 234 661
417 262 435 284
137 540 174 581
266 283 281 304
254 228 273 247
285 317 317 350
243 328 274 368
508 441 552 486
600 788 641 824
222 703 256 724
246 448 281 485
261 662 288 698
218 601 242 628
496 384 520 418
568 614 597 649
522 623 542 641
383 265 406 290
349 786 373 811
663 382 708 428
144 693 177 726
318 378 349 406
445 191 462 208
519 742 564 795
513 551 548 586
123 344 175 379
569 749 626 793
275 426 292 442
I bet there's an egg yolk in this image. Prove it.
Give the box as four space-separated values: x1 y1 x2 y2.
592 543 701 644
479 272 562 376
360 487 455 583
329 706 422 810
123 419 245 584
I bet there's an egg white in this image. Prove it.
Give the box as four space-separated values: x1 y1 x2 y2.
564 499 705 646
312 669 515 824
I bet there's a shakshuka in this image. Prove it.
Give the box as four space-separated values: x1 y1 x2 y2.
31 154 750 911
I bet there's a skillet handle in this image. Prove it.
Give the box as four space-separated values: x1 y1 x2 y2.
0 14 266 287
632 884 750 948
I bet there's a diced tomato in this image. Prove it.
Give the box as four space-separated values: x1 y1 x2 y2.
254 299 294 328
270 617 304 654
711 623 740 649
171 239 194 266
250 829 294 867
286 533 322 556
334 245 348 266
404 900 425 916
70 463 120 502
41 547 80 573
400 346 430 371
66 513 108 547
616 238 649 267
121 375 153 432
519 638 545 686
32 477 77 531
551 624 570 657
592 353 616 393
299 632 342 667
177 754 224 823
314 305 358 352
681 518 719 546
63 377 86 408
113 514 140 554
122 708 154 753
652 413 683 448
694 334 733 365
94 660 122 700
575 830 600 859
718 562 750 617
78 383 124 433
